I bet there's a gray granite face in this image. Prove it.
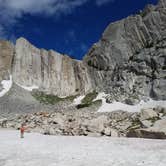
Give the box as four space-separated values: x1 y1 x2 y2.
0 0 165 104
83 0 166 102
12 38 92 97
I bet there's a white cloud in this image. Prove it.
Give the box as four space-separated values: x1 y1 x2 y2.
0 0 114 39
95 0 114 6
0 0 88 39
0 0 88 17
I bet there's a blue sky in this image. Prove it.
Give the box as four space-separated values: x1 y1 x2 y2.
0 0 158 59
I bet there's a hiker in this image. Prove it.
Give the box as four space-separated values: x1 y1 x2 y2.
20 123 28 138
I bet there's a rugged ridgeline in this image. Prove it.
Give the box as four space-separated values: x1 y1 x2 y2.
84 0 166 103
0 0 166 112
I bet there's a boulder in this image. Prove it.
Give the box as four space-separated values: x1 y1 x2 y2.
152 118 166 133
87 132 101 137
127 129 166 139
51 113 65 126
110 129 119 137
103 127 112 136
153 106 166 115
140 109 158 121
86 115 108 133
0 118 7 128
140 120 153 128
127 117 166 139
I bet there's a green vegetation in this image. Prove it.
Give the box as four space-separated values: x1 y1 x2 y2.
132 118 141 127
32 91 77 105
146 117 160 123
139 11 147 18
127 118 142 131
76 103 91 109
81 91 98 104
76 99 102 109
75 91 100 109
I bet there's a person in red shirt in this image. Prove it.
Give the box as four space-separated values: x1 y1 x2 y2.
20 123 27 138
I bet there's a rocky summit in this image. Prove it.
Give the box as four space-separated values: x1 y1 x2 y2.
0 0 166 139
84 0 166 103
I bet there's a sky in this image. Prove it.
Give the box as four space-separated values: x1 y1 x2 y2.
0 0 158 60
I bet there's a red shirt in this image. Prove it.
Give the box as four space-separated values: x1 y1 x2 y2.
20 127 25 133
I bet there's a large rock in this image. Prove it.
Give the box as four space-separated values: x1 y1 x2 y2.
83 115 108 134
127 116 166 139
140 120 153 128
140 108 158 120
151 117 166 133
127 128 166 139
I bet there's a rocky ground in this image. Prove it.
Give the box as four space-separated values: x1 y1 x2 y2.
1 106 166 139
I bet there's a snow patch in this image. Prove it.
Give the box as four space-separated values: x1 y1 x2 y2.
0 130 166 166
17 84 39 91
95 93 166 112
0 75 12 97
73 95 85 105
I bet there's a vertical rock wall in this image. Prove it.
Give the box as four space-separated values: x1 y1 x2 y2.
12 38 92 97
83 0 166 102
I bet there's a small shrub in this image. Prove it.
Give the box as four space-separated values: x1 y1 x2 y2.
76 103 91 109
32 91 77 105
81 91 98 104
76 99 102 109
146 117 160 123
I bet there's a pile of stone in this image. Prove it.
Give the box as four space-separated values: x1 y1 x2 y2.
0 111 138 137
127 107 166 139
1 107 166 139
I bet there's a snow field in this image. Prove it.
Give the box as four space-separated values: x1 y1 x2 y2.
0 76 12 97
94 93 166 112
0 130 166 166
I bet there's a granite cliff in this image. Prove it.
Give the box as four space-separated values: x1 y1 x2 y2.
12 38 92 97
0 0 166 111
84 0 166 103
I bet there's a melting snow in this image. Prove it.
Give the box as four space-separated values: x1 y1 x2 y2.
95 93 166 112
17 84 39 91
0 130 166 166
73 95 85 105
0 75 12 97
